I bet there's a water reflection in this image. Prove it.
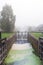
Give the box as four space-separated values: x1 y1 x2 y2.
4 51 41 65
5 58 29 65
16 39 28 43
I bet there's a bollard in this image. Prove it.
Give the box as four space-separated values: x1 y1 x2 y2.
0 29 3 39
0 32 1 39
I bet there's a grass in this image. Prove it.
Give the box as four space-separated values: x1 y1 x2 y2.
1 32 14 38
31 33 43 39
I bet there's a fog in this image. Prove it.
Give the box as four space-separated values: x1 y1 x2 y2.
0 0 43 28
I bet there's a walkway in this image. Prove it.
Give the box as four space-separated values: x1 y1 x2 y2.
4 43 41 65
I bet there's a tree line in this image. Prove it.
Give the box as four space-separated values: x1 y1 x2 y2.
0 4 15 32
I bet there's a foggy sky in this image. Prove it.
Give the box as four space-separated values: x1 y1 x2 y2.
0 0 43 28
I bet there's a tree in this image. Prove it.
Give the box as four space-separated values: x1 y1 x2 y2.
0 4 15 32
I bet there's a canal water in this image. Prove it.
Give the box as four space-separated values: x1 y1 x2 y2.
4 32 42 65
4 39 42 65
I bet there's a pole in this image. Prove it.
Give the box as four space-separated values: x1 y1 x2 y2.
0 32 1 39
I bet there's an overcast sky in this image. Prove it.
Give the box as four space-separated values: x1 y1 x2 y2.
0 0 43 28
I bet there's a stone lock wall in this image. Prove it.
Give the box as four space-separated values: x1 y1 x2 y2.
0 34 16 64
28 34 39 53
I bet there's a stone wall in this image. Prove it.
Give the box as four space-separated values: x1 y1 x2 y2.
0 34 16 64
28 34 39 53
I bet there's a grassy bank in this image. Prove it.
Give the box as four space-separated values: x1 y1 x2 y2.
1 33 14 38
31 33 43 39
